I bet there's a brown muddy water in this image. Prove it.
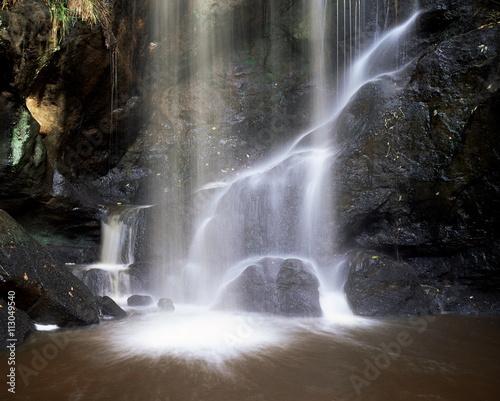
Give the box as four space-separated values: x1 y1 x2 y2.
2 307 499 401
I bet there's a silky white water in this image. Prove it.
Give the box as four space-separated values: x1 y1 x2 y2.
154 8 419 310
70 205 150 302
143 1 419 320
10 4 500 401
69 2 418 365
107 304 374 364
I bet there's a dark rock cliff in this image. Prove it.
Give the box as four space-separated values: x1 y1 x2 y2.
0 0 498 315
0 0 149 260
333 0 500 313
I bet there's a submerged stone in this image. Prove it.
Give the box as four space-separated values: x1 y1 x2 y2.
157 298 175 311
127 294 154 306
96 296 127 319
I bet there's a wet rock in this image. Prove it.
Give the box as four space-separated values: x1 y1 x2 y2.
332 1 500 312
96 296 127 319
409 245 500 314
216 257 321 317
46 244 99 266
336 9 499 251
0 210 100 326
0 299 35 348
343 250 437 316
78 269 113 297
216 262 280 313
276 258 322 317
127 294 154 306
0 94 49 211
157 298 175 311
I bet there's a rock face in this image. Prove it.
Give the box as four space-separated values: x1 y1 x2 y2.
335 4 500 253
217 257 322 317
343 250 437 316
332 0 500 313
0 210 100 326
0 0 150 260
408 245 500 314
0 95 48 208
0 0 498 317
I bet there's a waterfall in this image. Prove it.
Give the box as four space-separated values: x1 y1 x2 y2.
148 1 419 310
70 205 150 302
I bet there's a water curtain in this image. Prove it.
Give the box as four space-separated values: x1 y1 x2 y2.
148 0 419 306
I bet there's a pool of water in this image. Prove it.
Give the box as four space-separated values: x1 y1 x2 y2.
4 308 500 401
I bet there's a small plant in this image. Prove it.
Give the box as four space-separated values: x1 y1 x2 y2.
47 0 78 39
1 1 110 41
49 0 111 40
1 0 17 8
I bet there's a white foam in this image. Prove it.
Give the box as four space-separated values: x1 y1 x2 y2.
104 304 383 368
108 305 290 364
35 324 59 331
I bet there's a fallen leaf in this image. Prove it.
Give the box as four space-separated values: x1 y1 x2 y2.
23 273 28 281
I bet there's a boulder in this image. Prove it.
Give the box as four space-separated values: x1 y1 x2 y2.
96 296 127 319
217 263 279 313
72 268 113 297
127 294 154 306
157 298 175 312
275 258 322 317
343 250 437 316
216 257 322 317
0 210 100 326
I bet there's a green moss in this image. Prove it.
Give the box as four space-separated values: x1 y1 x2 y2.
2 1 109 42
10 108 32 165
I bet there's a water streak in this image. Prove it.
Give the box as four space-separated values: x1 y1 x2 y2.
70 205 150 302
149 1 420 314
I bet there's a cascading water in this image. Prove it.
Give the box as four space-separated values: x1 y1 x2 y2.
70 205 150 302
14 4 500 400
148 1 419 313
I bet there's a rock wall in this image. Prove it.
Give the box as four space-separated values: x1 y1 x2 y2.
0 0 150 260
333 0 500 313
0 0 498 315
